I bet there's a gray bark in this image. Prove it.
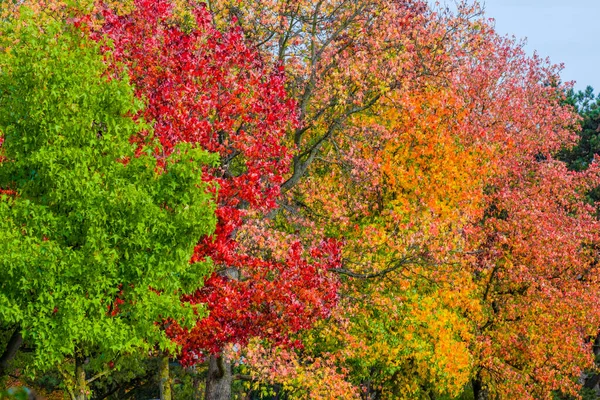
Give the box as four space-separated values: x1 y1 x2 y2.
205 354 232 400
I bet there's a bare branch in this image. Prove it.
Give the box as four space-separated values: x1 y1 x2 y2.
330 256 416 279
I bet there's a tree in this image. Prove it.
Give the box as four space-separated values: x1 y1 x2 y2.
3 1 600 399
559 86 600 171
194 1 489 397
94 1 342 398
0 7 216 399
448 23 600 400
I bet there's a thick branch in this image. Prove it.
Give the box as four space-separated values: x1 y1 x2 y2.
233 374 255 381
330 257 414 279
86 369 110 385
57 363 77 400
283 88 385 193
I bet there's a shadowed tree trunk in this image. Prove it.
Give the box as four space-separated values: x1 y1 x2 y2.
204 268 238 400
190 367 202 400
472 376 489 400
0 327 23 376
583 333 600 390
205 354 232 400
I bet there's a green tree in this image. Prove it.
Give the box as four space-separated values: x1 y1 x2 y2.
0 7 217 399
559 86 600 171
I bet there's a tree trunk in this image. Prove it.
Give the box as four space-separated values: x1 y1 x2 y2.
472 378 489 400
205 354 232 400
75 354 88 400
0 327 23 376
191 368 202 400
159 354 172 400
583 333 600 390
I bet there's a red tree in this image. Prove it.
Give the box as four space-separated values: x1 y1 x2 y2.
95 0 340 396
448 25 600 398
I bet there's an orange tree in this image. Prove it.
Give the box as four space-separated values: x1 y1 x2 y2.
458 31 600 400
203 1 491 397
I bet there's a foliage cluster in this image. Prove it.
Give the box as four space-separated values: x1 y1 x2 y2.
2 1 600 400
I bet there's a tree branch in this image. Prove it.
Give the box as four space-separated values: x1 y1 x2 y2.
86 369 110 385
56 363 76 400
233 373 255 381
330 257 415 279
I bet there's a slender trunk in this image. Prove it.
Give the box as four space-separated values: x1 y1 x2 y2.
205 267 238 400
472 378 489 400
75 354 88 400
0 327 23 376
191 369 201 400
205 354 232 400
159 354 172 400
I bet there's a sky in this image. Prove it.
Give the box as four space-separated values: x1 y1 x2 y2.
479 0 600 92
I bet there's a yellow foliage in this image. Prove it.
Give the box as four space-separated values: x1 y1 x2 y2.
291 83 490 397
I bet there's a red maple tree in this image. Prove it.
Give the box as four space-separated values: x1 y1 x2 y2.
96 0 340 365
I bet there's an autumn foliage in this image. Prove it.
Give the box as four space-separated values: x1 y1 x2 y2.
96 0 340 364
3 0 600 399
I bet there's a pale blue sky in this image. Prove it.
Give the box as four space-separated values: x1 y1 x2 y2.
481 0 599 92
